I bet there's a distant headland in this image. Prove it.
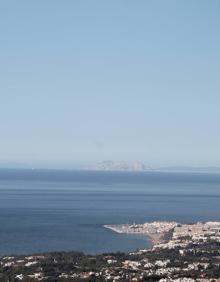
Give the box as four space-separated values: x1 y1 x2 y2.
87 161 220 173
90 160 150 172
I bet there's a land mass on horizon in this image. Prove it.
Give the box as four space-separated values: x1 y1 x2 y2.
87 161 220 173
90 160 150 172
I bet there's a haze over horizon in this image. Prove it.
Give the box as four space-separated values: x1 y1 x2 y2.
1 1 220 169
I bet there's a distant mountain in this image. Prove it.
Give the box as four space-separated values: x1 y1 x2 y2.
91 161 151 172
89 162 220 173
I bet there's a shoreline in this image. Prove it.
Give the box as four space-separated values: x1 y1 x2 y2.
104 224 168 247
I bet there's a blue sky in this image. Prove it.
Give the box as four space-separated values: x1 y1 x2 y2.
0 1 220 168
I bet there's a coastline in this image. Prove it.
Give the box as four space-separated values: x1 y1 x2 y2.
103 224 168 247
3 221 220 281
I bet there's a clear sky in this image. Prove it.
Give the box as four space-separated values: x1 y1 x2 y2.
0 1 220 168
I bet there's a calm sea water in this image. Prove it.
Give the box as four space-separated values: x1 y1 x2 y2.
0 169 220 255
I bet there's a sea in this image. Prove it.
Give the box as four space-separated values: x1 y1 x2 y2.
0 169 220 256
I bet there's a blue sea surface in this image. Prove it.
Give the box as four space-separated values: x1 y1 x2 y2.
0 169 220 255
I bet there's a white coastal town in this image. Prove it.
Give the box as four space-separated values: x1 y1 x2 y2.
2 221 220 281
